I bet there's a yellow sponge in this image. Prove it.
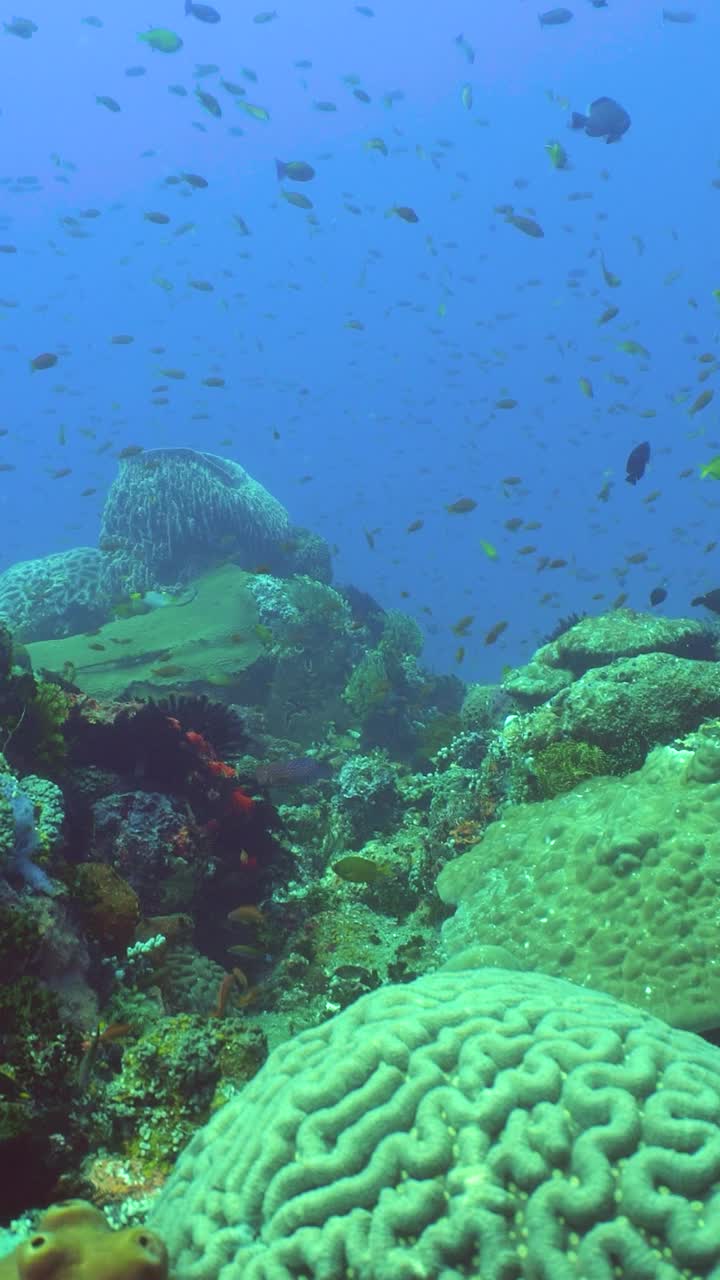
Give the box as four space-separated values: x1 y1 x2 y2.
1 1201 167 1280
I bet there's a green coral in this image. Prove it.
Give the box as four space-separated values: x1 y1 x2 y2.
147 962 720 1280
378 609 423 661
532 738 615 798
342 649 389 718
0 675 69 776
22 681 70 772
414 711 463 765
21 774 64 852
438 739 720 1031
105 1013 265 1178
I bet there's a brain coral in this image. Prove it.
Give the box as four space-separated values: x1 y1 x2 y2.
148 960 720 1280
438 739 720 1033
0 547 118 641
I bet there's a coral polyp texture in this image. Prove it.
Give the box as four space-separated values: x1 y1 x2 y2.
148 961 720 1280
0 547 117 641
438 738 720 1032
99 448 291 588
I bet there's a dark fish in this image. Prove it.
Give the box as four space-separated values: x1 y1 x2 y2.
275 158 315 182
30 351 58 371
649 587 667 607
625 441 650 485
505 211 544 238
332 855 391 884
538 8 574 24
253 758 332 787
185 0 221 20
485 620 508 645
662 8 696 20
281 190 313 209
96 95 121 112
4 16 37 37
196 88 222 117
691 589 720 614
446 497 477 514
389 205 419 223
570 96 631 143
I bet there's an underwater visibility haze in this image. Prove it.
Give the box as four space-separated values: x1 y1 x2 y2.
2 0 719 675
3 3 720 1279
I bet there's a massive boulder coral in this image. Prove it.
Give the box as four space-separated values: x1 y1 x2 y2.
148 959 720 1280
0 547 119 642
99 448 324 590
506 651 720 769
438 734 720 1032
504 608 717 708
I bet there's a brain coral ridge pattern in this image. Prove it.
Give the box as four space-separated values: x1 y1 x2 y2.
148 964 720 1280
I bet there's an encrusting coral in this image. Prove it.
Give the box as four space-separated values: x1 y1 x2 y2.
0 1201 167 1280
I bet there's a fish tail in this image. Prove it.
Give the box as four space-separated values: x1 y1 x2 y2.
569 112 588 130
185 0 192 11
274 158 286 180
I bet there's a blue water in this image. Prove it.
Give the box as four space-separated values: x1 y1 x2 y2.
1 0 716 679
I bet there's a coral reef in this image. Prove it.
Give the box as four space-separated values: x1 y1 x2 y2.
531 738 615 798
10 555 720 1280
27 564 264 703
329 753 400 849
504 607 718 707
99 448 291 589
508 651 720 771
148 960 720 1280
438 732 720 1031
0 549 119 643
